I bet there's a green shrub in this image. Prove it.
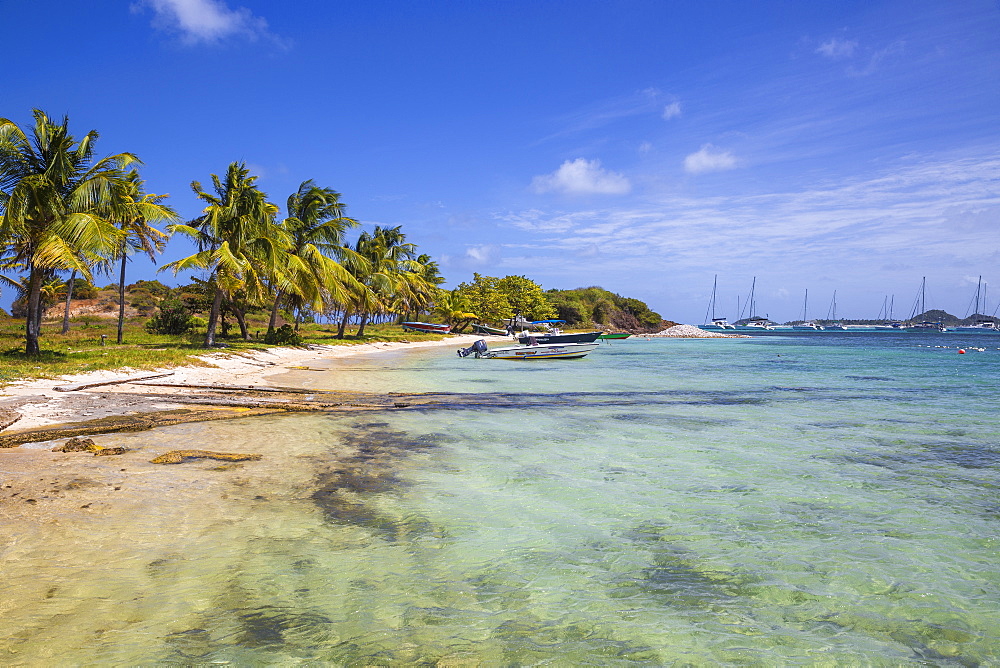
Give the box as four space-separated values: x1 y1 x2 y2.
264 324 303 345
145 299 193 335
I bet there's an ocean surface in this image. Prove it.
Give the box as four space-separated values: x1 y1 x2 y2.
3 333 999 664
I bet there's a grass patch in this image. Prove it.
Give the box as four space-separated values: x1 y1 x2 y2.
0 315 450 386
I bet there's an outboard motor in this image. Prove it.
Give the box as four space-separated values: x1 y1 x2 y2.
457 339 489 358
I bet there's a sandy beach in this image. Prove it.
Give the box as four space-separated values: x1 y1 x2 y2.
0 335 481 526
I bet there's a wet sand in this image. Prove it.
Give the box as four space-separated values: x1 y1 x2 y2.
0 336 480 529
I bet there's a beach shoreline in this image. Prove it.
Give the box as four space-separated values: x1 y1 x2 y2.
0 334 483 434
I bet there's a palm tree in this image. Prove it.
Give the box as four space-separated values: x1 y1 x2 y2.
0 110 134 354
109 171 177 343
338 226 420 338
267 180 363 336
163 162 285 347
432 288 477 332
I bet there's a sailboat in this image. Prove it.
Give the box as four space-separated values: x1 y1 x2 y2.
905 277 945 332
954 277 999 332
792 289 822 330
701 275 735 330
734 277 774 331
823 291 847 330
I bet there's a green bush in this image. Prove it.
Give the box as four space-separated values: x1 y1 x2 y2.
145 299 193 335
264 324 303 345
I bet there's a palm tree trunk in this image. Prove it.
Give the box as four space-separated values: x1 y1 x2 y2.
25 268 43 355
356 312 369 337
337 310 350 338
61 270 77 334
267 291 283 334
117 253 127 344
234 306 250 341
204 286 224 348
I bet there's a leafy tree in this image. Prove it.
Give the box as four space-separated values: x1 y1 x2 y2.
164 162 286 346
497 275 555 322
0 110 134 354
456 274 510 325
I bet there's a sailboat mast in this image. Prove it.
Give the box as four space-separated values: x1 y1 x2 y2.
975 275 982 317
803 289 808 322
921 276 926 316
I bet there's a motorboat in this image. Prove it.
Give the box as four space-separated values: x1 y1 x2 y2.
401 322 451 334
517 330 602 344
597 332 632 339
458 339 598 360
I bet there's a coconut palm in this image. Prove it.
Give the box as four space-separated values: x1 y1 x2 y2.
108 171 178 343
163 162 285 347
0 110 134 354
267 180 364 335
338 225 420 338
432 287 478 331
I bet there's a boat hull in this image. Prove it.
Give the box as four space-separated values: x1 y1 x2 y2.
597 332 631 339
401 322 451 334
517 331 602 344
472 324 509 336
485 342 599 360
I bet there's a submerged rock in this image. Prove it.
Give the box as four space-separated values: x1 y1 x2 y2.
53 437 100 452
93 446 130 456
53 437 129 456
150 450 263 465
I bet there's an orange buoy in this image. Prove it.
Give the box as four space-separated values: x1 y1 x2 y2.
958 349 966 354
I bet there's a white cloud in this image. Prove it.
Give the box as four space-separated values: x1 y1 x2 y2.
683 144 738 174
638 141 653 154
816 38 858 59
662 101 682 120
138 0 273 44
531 158 631 195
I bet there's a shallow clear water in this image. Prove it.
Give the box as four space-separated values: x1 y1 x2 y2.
3 334 999 664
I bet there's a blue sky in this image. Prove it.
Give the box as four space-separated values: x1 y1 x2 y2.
2 0 998 323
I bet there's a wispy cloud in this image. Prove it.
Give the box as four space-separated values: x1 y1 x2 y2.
531 158 631 195
683 144 738 174
137 0 278 45
500 153 1000 282
816 38 858 60
662 101 682 120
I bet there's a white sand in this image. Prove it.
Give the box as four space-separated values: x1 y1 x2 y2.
0 335 483 432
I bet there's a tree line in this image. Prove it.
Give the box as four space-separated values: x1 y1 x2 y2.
1 110 667 355
0 110 449 354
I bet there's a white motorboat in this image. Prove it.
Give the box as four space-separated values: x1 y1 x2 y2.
458 340 598 360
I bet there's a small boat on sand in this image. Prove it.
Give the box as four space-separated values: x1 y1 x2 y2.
472 323 509 336
401 322 451 334
458 339 598 360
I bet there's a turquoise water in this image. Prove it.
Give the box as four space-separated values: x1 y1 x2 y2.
3 334 999 664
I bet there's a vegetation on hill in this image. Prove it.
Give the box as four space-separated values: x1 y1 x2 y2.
545 287 668 332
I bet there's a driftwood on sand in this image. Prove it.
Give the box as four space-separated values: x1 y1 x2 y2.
53 372 175 392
